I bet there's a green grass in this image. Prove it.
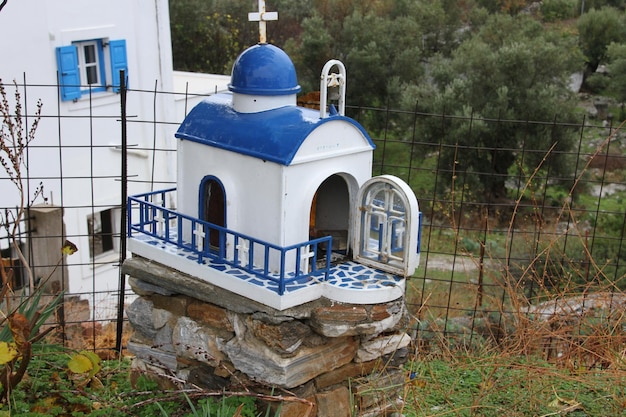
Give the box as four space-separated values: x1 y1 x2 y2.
5 343 625 417
1 344 261 417
400 354 626 417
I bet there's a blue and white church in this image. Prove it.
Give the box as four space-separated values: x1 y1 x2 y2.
127 5 422 311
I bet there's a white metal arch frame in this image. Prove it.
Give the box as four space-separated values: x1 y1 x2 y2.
319 59 346 118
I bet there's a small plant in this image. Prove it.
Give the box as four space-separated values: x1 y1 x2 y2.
0 286 64 401
0 79 43 294
0 80 76 404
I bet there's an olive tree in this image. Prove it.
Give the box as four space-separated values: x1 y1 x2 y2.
577 7 626 76
404 14 583 200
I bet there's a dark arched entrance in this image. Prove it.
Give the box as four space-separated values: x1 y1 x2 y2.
309 174 350 254
199 176 226 249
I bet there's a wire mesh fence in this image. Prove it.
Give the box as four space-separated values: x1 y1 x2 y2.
1 79 625 360
350 102 626 361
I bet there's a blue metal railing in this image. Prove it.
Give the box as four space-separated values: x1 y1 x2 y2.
127 189 332 295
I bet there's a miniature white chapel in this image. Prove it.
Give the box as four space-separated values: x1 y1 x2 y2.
127 1 422 311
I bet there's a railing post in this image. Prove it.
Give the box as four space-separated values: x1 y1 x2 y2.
219 229 226 260
279 248 286 295
325 237 332 281
295 246 301 276
127 197 132 237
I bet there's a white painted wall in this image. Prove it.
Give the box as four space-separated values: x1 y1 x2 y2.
0 0 175 309
173 71 230 120
176 97 375 272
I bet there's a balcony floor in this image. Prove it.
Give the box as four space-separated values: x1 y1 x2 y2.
128 233 405 310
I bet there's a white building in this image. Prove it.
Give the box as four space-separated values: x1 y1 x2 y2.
0 0 176 316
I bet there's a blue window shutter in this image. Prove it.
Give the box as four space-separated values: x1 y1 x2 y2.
55 45 81 101
109 39 128 92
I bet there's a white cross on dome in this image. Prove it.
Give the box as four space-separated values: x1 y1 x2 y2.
248 0 278 44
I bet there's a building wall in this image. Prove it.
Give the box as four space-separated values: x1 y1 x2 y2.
176 124 374 272
0 0 175 305
177 140 283 246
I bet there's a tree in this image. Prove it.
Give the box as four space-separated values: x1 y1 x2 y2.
403 14 583 200
577 7 626 77
606 42 626 105
169 0 257 74
474 0 532 14
169 0 234 74
267 0 313 46
169 0 313 74
291 0 470 108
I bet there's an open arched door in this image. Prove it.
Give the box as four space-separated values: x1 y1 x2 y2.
353 175 421 276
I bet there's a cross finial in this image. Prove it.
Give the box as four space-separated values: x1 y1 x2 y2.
248 0 278 44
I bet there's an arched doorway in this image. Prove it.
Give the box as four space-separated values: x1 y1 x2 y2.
309 175 350 255
199 176 226 250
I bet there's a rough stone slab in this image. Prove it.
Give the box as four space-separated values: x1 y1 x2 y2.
152 293 190 317
356 333 412 363
224 333 358 388
316 385 352 417
127 297 157 339
311 304 405 337
188 301 234 332
129 277 175 296
123 256 328 318
127 341 178 371
370 304 392 321
248 316 312 355
314 360 379 390
250 311 295 325
152 308 173 329
313 305 368 323
154 323 175 353
173 316 228 367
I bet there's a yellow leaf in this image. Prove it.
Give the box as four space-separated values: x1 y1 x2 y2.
81 350 101 377
0 341 19 365
62 240 78 255
67 353 93 374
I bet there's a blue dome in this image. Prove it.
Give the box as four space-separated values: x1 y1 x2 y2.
228 44 301 96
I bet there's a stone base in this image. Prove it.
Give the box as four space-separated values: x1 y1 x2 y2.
124 256 412 417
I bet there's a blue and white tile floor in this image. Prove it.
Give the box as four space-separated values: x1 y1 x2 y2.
128 232 405 309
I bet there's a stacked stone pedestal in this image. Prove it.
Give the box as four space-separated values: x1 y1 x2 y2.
123 256 412 417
